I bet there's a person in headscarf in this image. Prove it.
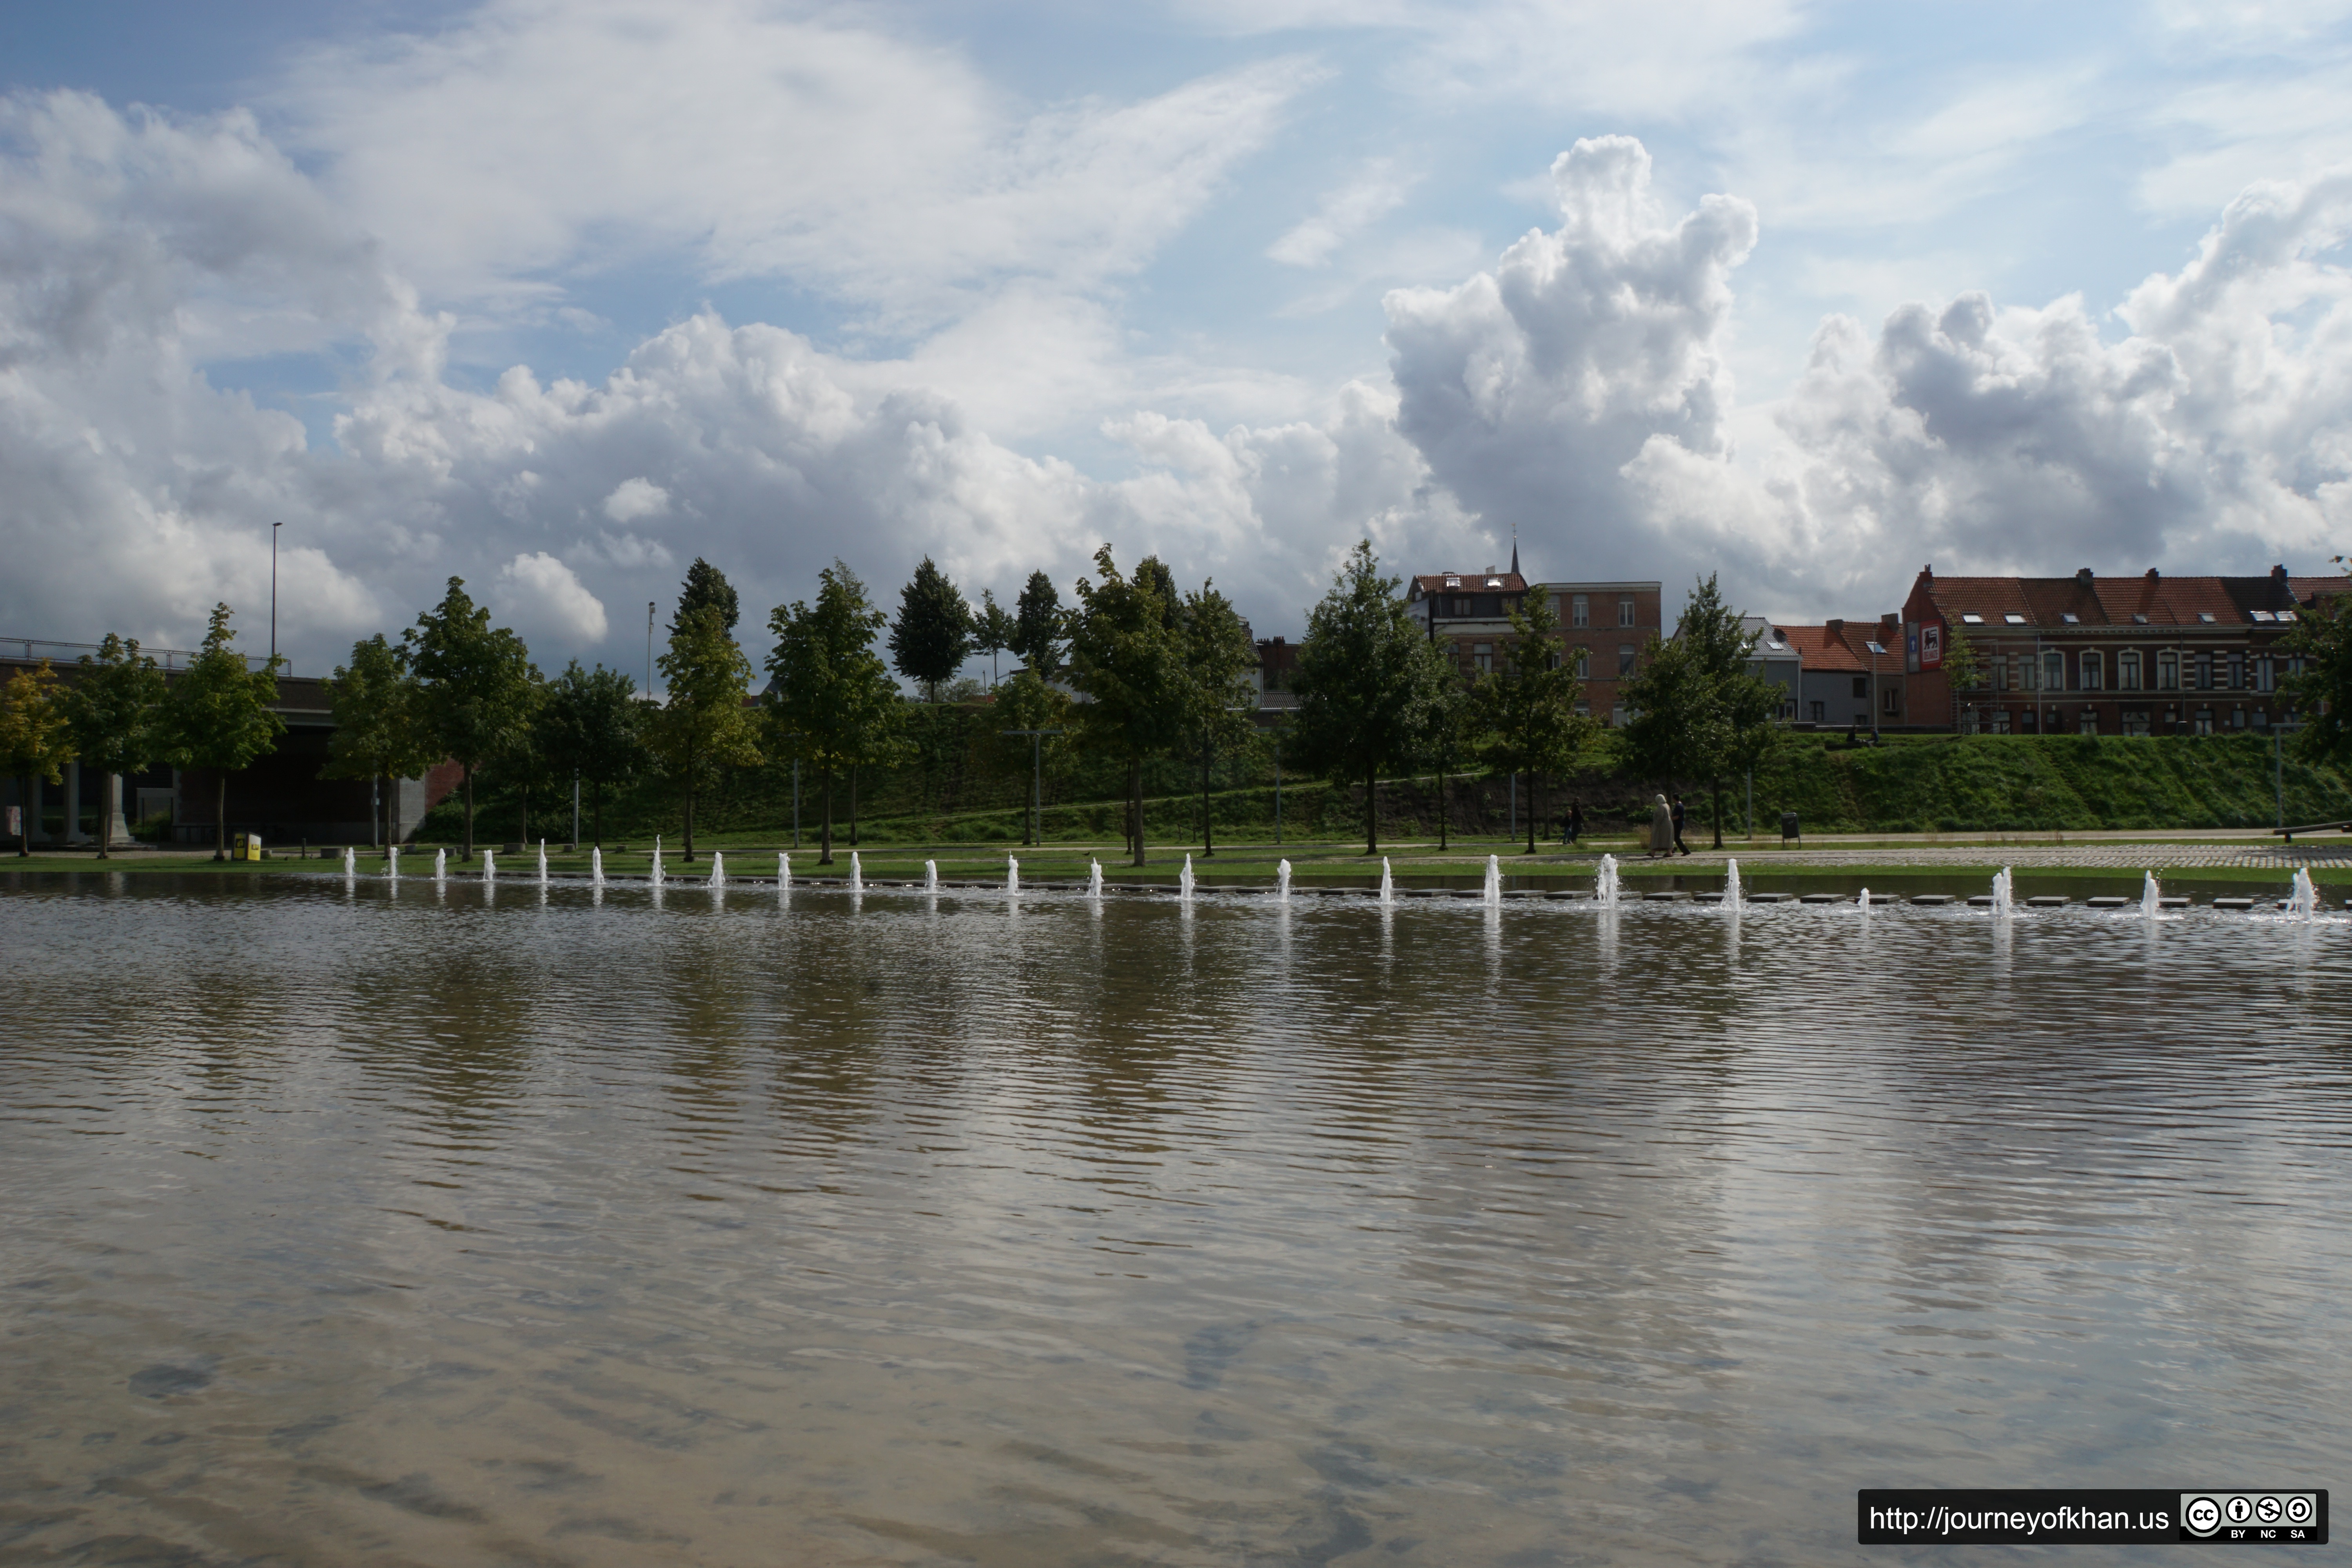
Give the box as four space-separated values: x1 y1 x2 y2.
1648 792 1673 857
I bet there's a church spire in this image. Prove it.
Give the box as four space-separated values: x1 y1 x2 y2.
1510 524 1519 579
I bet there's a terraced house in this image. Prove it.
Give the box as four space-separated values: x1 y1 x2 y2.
1405 552 1663 725
1899 565 2352 737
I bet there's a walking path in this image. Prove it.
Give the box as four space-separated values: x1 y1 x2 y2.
1623 842 2352 870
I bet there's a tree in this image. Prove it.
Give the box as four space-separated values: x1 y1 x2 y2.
993 669 1073 846
890 556 972 700
1618 575 1783 847
406 577 537 859
973 588 1016 688
1179 581 1257 856
1940 619 1984 695
1472 591 1597 853
322 635 437 850
494 675 553 848
1010 570 1067 678
1067 546 1192 866
538 662 644 848
768 562 900 864
675 557 740 633
0 661 75 858
650 604 762 860
62 635 168 858
1287 540 1458 855
166 604 285 861
2285 559 2352 769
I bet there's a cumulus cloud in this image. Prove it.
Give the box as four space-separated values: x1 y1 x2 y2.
494 551 608 642
601 477 669 524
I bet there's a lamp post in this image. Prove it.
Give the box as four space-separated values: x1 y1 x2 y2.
1864 639 1886 742
645 602 656 699
1000 729 1062 848
270 521 282 664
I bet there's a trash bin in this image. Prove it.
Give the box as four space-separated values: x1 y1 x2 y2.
1779 811 1800 846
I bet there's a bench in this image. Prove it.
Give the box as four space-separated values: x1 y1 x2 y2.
2273 820 2352 842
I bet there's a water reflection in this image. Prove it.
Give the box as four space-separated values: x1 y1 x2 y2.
1 874 2348 1566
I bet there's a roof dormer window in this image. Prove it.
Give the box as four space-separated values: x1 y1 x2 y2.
2061 613 2080 624
2004 613 2027 624
2279 608 2299 621
1486 577 1503 588
1443 576 1461 588
2132 613 2148 624
2250 610 2274 622
1960 613 1983 624
2198 612 2216 623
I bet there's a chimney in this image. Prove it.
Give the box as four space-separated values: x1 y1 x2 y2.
1922 564 1934 579
2076 567 2094 589
2145 567 2160 580
2273 563 2289 584
1880 612 1898 628
1826 618 1844 636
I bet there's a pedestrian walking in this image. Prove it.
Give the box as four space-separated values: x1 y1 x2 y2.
1563 800 1584 846
1670 793 1691 857
1647 793 1673 858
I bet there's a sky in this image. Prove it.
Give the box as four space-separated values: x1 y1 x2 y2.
4 0 2351 678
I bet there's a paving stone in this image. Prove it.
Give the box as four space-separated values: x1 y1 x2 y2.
2086 897 2130 907
2212 897 2256 909
2026 895 2069 907
1800 893 1842 904
1910 894 1954 905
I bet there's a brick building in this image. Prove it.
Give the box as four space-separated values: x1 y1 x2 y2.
1769 616 1911 729
1404 554 1664 724
1899 565 2351 735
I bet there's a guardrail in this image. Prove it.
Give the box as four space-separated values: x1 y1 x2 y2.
2 636 287 675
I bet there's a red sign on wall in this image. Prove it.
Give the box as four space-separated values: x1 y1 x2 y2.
1920 622 1944 668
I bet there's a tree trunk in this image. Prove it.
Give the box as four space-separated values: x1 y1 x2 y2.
519 781 530 851
1128 760 1145 867
849 764 859 848
1364 761 1378 855
1437 763 1448 850
19 773 32 857
461 766 475 859
1711 781 1724 849
819 766 835 864
683 779 696 861
95 773 111 859
216 771 228 861
1526 771 1538 854
592 779 604 848
1201 738 1213 857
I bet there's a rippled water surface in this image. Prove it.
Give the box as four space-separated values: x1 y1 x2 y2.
4 871 2350 1566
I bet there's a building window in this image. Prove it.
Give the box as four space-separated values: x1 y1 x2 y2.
2252 708 2269 729
2157 651 2180 690
1618 595 1636 627
1882 687 1902 716
2195 652 2214 690
1573 647 1591 679
2017 653 2037 691
1988 709 2011 734
2122 710 2151 737
2043 650 2064 691
2231 706 2247 729
2227 653 2245 690
2080 651 2102 691
2021 707 2039 734
2119 650 2141 691
1851 675 1868 698
2194 709 2214 735
2256 655 2276 692
1809 700 1825 722
2078 710 2099 735
1990 656 2006 691
1570 594 1589 628
1473 642 1492 673
1617 644 1635 676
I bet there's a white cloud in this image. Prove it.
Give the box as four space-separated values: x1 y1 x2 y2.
601 477 669 523
1269 158 1417 267
274 0 1321 329
494 550 608 642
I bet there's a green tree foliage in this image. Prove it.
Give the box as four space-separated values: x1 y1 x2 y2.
890 556 972 700
768 562 901 862
973 588 1016 688
1940 619 1984 693
406 577 537 858
1287 540 1458 855
675 557 740 633
1068 546 1192 865
1617 575 1784 846
1179 580 1257 855
494 675 554 847
2284 561 2352 771
538 661 645 847
62 635 167 858
1011 570 1067 677
1472 591 1597 852
1 660 75 858
323 634 436 849
167 604 285 860
651 604 763 859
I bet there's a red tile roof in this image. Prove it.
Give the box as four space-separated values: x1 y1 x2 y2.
1916 567 2347 630
1412 571 1527 594
1770 623 1882 673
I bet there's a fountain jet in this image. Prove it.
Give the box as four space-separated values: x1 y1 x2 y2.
1088 860 1103 900
1596 854 1618 907
708 852 724 889
343 846 356 879
1277 860 1291 901
1483 855 1502 907
2141 870 2161 920
850 851 864 894
434 848 447 882
387 845 399 881
1007 857 1020 896
483 849 495 883
591 847 605 886
1990 867 2013 918
652 839 664 886
1180 854 1195 902
1724 858 1740 907
538 840 548 884
778 851 790 887
924 860 938 892
1379 858 1394 906
2288 867 2319 920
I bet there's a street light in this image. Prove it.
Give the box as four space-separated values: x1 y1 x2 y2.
1000 728 1063 847
270 521 282 664
645 601 656 699
1864 639 1886 742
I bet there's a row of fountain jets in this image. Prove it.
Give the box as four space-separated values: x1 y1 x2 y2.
341 841 2328 921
